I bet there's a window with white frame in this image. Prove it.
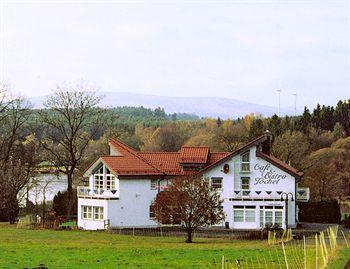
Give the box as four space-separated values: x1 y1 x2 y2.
94 207 104 220
233 206 256 222
105 167 116 190
151 179 158 190
82 206 92 220
94 165 104 189
149 204 155 219
260 206 283 228
241 177 250 196
241 152 250 172
211 177 223 190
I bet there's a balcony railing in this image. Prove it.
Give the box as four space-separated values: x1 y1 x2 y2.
77 186 119 199
230 188 310 202
296 187 310 202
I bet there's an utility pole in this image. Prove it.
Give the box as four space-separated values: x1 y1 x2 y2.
276 90 281 117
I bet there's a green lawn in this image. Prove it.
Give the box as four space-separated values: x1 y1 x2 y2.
0 223 348 269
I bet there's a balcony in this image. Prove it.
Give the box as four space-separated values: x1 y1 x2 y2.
229 188 310 202
77 186 119 199
230 190 283 200
296 187 310 202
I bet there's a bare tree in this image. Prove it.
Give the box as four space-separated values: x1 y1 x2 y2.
153 174 224 243
0 135 39 223
39 84 104 218
0 86 37 223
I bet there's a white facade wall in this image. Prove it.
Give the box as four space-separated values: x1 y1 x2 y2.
108 179 159 227
204 147 296 230
78 198 108 230
78 145 298 230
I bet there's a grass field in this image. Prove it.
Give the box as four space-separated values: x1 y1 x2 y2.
0 223 349 269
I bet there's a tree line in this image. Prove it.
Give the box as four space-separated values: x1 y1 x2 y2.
0 82 349 223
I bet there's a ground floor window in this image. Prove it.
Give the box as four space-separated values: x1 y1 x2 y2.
82 206 92 220
149 204 155 219
233 206 256 222
81 206 104 220
94 207 104 220
260 206 283 228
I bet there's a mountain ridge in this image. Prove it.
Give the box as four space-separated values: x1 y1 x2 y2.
29 91 297 119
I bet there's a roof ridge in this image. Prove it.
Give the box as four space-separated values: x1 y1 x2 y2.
139 152 180 154
109 138 138 153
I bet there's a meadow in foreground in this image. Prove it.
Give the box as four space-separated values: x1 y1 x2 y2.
0 223 348 269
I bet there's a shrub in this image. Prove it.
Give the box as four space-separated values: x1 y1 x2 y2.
343 216 350 229
298 200 341 223
53 190 77 217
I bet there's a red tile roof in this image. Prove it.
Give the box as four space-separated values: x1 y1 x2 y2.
84 133 302 179
179 147 209 164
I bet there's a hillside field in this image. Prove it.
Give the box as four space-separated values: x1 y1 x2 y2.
0 223 348 269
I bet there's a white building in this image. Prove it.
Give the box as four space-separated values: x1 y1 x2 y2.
77 132 309 230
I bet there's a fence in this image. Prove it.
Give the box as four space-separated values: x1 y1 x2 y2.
109 226 269 240
17 215 73 230
215 226 350 269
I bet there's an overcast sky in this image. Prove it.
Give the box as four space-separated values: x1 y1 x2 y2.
0 0 349 109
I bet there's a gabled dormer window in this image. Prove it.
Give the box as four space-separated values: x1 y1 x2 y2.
105 168 116 190
241 151 250 172
94 165 104 189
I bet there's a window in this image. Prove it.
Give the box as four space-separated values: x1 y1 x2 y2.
234 206 256 222
151 179 158 190
211 177 223 190
106 175 115 190
245 206 256 222
94 175 103 189
149 204 155 219
275 211 283 227
94 207 104 220
241 177 250 196
233 207 244 222
82 206 92 220
241 152 250 172
260 206 284 228
94 165 104 189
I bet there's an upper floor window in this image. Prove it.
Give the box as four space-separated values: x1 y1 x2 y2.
105 168 116 190
241 177 250 196
149 204 155 219
94 175 103 189
151 179 158 190
211 177 223 190
241 151 250 172
93 165 104 189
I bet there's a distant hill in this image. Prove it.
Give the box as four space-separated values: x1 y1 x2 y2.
29 92 297 118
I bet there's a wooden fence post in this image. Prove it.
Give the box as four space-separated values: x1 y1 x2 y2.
282 242 289 269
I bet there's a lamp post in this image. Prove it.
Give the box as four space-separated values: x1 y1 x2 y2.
280 192 294 230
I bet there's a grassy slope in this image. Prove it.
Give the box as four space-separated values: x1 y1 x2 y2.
0 223 348 269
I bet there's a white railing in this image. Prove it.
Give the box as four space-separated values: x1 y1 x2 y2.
296 187 310 202
231 190 284 200
77 186 119 199
230 188 310 202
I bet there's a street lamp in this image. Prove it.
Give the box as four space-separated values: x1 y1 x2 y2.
280 192 294 229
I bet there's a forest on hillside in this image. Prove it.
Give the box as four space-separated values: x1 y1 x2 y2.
1 86 350 221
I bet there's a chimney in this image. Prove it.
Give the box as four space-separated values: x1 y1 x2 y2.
261 130 274 155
